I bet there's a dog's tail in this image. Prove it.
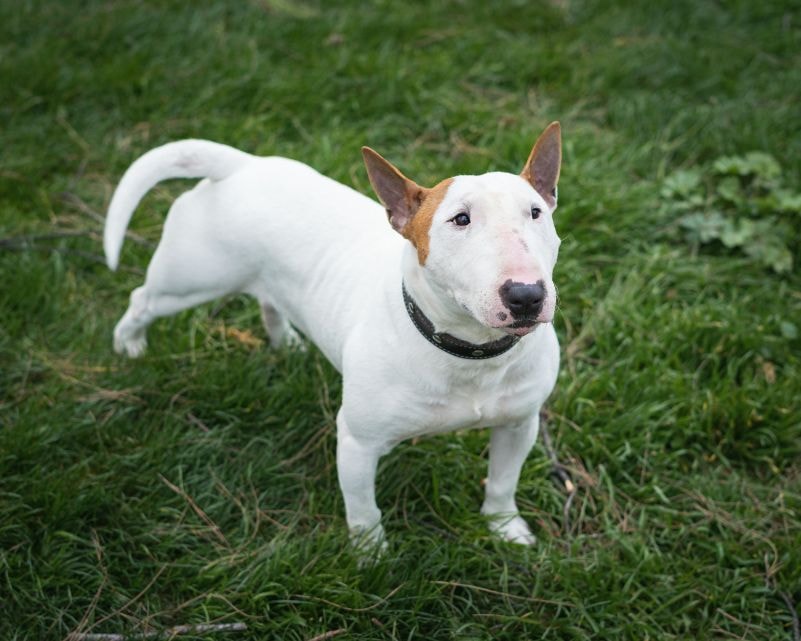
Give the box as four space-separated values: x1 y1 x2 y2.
104 139 252 271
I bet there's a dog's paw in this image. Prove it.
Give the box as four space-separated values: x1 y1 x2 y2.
114 332 148 358
349 522 387 564
485 513 536 545
282 327 307 351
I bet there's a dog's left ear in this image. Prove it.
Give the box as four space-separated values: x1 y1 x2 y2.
521 121 561 208
362 147 429 234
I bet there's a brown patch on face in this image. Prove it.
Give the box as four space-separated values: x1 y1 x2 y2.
401 178 453 265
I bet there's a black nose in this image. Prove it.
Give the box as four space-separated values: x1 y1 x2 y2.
500 280 545 319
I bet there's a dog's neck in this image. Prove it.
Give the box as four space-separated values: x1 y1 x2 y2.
401 248 509 346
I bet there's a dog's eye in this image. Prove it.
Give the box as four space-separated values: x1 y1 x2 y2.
451 213 471 226
530 206 541 220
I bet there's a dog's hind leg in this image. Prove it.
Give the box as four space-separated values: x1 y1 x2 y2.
113 285 155 358
113 201 253 358
113 284 231 358
259 299 302 349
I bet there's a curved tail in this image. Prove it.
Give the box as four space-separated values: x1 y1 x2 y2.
104 139 252 271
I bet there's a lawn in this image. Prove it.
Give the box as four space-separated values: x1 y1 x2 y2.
1 1 800 639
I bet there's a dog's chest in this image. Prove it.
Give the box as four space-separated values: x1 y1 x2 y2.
345 326 559 445
438 393 508 429
409 380 538 438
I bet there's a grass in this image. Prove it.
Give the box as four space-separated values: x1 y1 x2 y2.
1 0 800 639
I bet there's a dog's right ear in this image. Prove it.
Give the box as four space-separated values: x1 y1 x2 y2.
362 147 429 234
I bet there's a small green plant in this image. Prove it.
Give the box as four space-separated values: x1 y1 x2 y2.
662 152 801 273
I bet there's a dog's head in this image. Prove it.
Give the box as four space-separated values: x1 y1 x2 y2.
363 122 561 336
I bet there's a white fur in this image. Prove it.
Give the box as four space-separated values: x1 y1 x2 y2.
105 140 561 548
422 172 560 338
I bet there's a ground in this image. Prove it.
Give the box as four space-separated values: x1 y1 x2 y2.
1 1 800 639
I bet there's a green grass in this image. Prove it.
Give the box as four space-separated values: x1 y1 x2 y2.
2 0 800 639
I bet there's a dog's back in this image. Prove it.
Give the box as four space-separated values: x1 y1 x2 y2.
105 141 401 367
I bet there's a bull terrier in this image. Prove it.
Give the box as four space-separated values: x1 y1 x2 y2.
104 122 562 549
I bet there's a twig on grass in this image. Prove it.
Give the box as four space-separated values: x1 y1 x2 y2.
779 590 801 641
0 231 144 274
0 230 106 263
71 564 168 640
433 580 573 608
59 191 155 249
764 554 800 641
0 230 96 247
68 531 109 641
68 622 247 640
305 629 346 641
539 410 577 534
294 585 403 614
159 474 230 547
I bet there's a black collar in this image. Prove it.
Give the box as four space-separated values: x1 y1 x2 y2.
402 282 521 359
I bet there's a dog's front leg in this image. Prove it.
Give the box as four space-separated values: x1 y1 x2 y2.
335 410 386 552
481 413 540 545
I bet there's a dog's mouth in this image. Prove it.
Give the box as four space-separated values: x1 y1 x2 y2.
497 318 542 336
510 318 537 328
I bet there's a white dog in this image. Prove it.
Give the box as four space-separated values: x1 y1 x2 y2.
104 122 562 549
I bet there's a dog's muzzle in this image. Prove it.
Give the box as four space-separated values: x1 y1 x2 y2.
499 279 546 321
